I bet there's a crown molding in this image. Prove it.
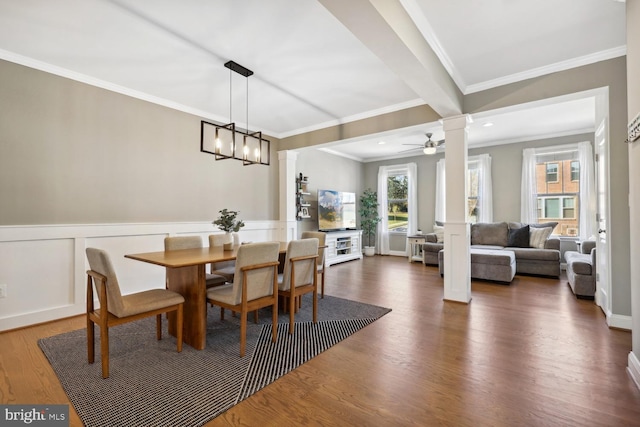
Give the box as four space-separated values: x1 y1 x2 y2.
0 49 280 137
278 98 426 139
464 46 627 94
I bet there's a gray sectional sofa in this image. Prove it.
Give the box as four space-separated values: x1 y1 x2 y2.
422 221 561 279
564 240 596 298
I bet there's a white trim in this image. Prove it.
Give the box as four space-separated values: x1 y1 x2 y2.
279 98 426 139
0 220 280 331
316 147 363 162
388 250 407 257
607 313 632 331
628 352 640 391
399 0 466 92
0 49 280 137
465 46 627 94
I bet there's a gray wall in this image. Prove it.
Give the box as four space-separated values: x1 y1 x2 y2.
295 148 363 236
466 57 630 317
363 133 594 252
0 59 279 225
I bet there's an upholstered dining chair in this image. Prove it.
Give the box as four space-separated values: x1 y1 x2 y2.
209 234 238 282
164 236 227 287
85 248 185 379
278 238 319 334
206 242 280 356
301 231 327 298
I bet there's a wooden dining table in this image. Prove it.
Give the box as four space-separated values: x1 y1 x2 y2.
125 242 289 350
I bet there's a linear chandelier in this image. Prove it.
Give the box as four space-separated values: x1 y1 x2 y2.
200 60 270 166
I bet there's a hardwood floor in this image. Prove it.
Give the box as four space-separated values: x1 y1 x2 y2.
1 255 639 426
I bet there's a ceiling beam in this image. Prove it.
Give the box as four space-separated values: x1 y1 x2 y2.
319 0 463 118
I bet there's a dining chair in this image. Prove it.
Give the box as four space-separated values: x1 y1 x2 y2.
301 231 327 298
206 242 280 356
278 238 319 334
85 248 185 379
209 234 237 282
164 236 227 287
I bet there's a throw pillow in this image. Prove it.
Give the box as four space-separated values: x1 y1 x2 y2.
529 227 553 249
530 221 558 234
507 225 530 248
470 222 509 246
433 225 444 243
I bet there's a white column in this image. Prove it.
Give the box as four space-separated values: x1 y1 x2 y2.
443 115 472 303
278 150 298 241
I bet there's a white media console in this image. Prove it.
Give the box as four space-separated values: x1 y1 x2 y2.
325 229 363 266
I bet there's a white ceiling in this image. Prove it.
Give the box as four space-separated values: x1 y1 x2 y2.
0 0 627 162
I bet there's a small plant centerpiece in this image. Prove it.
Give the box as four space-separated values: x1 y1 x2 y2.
359 189 382 256
213 209 245 250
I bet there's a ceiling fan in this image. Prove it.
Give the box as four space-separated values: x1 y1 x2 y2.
400 133 444 155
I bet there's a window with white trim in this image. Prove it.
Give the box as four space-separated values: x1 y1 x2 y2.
386 172 408 233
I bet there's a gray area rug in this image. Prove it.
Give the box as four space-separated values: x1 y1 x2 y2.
39 296 391 427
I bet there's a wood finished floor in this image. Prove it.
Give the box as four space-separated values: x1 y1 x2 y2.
1 255 639 426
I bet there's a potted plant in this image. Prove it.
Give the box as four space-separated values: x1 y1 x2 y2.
359 189 382 256
212 209 245 250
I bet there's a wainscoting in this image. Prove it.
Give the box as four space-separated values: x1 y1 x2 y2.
0 221 283 331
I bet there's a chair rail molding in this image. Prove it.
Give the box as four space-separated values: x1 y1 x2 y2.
0 220 280 331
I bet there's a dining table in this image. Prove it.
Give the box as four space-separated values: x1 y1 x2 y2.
125 241 289 350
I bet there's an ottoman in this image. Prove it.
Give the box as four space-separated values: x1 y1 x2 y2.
438 248 516 284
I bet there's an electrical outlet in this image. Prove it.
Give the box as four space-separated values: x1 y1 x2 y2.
0 284 6 298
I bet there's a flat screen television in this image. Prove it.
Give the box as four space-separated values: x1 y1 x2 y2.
317 189 357 231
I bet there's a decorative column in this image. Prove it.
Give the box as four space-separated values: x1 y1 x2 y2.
278 150 298 242
443 115 472 303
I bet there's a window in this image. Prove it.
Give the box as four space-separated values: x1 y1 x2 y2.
387 173 408 232
467 162 480 223
435 154 493 224
521 142 594 237
546 163 559 183
377 163 417 255
538 196 577 220
571 161 580 181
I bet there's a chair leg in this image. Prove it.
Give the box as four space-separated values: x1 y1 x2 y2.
100 324 109 379
321 270 325 299
240 310 247 357
288 291 295 334
156 314 162 340
87 319 95 364
313 287 318 324
176 305 183 353
253 310 258 324
271 302 278 343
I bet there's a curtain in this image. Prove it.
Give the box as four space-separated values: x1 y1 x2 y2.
578 141 596 240
407 162 418 236
377 166 390 255
435 159 446 223
521 148 538 223
435 155 492 223
476 154 493 223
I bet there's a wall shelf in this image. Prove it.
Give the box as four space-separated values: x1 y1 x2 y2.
296 173 311 220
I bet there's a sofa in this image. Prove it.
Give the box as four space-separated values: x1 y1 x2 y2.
422 221 561 278
564 240 596 298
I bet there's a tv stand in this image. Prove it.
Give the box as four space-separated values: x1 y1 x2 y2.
325 230 363 266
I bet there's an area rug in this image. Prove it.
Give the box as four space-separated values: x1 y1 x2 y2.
39 296 391 427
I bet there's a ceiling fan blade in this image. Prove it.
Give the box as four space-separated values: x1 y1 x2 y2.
401 143 424 146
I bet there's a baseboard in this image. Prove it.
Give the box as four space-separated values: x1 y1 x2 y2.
607 313 632 330
388 250 407 257
628 352 640 390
